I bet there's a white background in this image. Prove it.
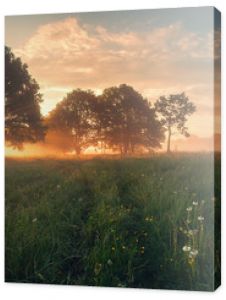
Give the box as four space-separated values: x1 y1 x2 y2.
0 0 224 299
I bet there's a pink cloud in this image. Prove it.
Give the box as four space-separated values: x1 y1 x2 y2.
12 17 215 140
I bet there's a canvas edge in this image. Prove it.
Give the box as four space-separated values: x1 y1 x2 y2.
213 6 221 291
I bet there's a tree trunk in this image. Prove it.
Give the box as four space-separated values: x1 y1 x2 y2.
167 126 171 153
131 143 135 154
75 146 81 156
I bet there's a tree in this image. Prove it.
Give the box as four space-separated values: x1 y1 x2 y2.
47 89 97 155
155 93 196 153
5 46 45 149
99 84 164 155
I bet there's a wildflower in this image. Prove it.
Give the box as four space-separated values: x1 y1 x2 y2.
182 245 191 252
111 247 115 251
179 227 183 231
140 247 145 254
78 197 83 202
188 230 194 236
173 191 178 194
189 249 198 258
56 184 61 189
141 174 145 177
192 201 198 206
186 207 192 212
32 218 37 223
145 216 153 222
122 245 126 250
107 259 113 266
198 216 204 221
144 232 148 237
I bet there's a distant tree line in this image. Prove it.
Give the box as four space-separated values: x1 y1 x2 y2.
5 47 196 155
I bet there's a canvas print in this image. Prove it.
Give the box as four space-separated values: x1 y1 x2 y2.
5 7 221 291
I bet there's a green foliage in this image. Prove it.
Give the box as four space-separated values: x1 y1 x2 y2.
46 84 164 155
5 154 219 290
155 93 196 153
99 84 164 155
5 46 46 149
46 89 97 155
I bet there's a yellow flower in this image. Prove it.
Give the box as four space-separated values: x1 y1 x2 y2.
140 248 145 254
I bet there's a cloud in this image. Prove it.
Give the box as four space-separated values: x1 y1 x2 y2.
13 17 215 140
15 17 213 89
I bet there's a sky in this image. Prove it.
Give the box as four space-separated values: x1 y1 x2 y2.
5 7 221 153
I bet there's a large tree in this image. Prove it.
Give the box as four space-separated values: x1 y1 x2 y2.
99 84 164 155
47 89 97 155
155 93 196 153
5 46 45 149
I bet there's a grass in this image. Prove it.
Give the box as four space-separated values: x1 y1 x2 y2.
5 153 220 290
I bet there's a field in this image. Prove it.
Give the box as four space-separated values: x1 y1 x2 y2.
5 154 220 290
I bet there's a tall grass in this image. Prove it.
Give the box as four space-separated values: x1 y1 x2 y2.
5 153 219 290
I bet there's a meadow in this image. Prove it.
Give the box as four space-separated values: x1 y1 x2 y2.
5 153 220 290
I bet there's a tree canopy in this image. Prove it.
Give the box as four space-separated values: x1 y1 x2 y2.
99 84 164 155
46 89 97 155
155 93 196 153
46 85 164 156
5 46 45 149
